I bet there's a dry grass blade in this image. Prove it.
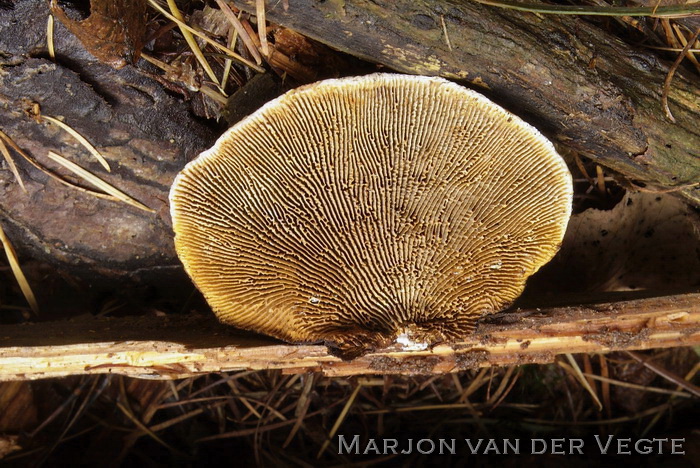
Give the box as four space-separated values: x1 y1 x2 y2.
46 151 154 213
165 0 225 95
0 136 26 192
561 354 603 410
147 0 264 73
47 14 55 61
41 115 111 172
214 0 262 65
0 224 39 316
317 384 362 459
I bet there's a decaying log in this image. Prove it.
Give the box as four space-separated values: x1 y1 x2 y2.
1 0 698 277
235 0 700 206
0 0 215 276
1 293 698 381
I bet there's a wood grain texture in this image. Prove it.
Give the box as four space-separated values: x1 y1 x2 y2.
1 293 698 380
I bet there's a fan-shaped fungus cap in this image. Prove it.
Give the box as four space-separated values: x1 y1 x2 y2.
170 74 573 358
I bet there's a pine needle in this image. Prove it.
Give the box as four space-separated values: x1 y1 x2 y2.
46 151 154 213
440 15 452 51
147 0 264 73
47 14 56 61
626 350 700 398
283 374 315 448
316 384 362 458
41 115 111 172
0 136 26 192
116 400 181 454
214 0 263 65
220 25 238 89
200 84 229 105
562 354 603 410
0 223 39 316
459 367 490 402
165 0 225 95
582 372 691 398
255 0 269 57
0 129 115 200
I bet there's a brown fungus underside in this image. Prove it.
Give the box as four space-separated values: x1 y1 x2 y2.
170 74 573 359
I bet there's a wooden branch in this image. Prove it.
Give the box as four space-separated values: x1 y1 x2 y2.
1 293 698 381
234 0 700 206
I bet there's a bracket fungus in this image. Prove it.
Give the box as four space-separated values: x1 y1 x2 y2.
170 74 573 359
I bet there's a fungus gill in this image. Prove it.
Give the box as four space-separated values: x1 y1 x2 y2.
169 74 573 358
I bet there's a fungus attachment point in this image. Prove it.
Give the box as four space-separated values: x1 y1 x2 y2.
170 74 573 359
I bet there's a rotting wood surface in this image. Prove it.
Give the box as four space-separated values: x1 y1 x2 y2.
0 0 215 277
235 0 700 206
0 293 698 381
